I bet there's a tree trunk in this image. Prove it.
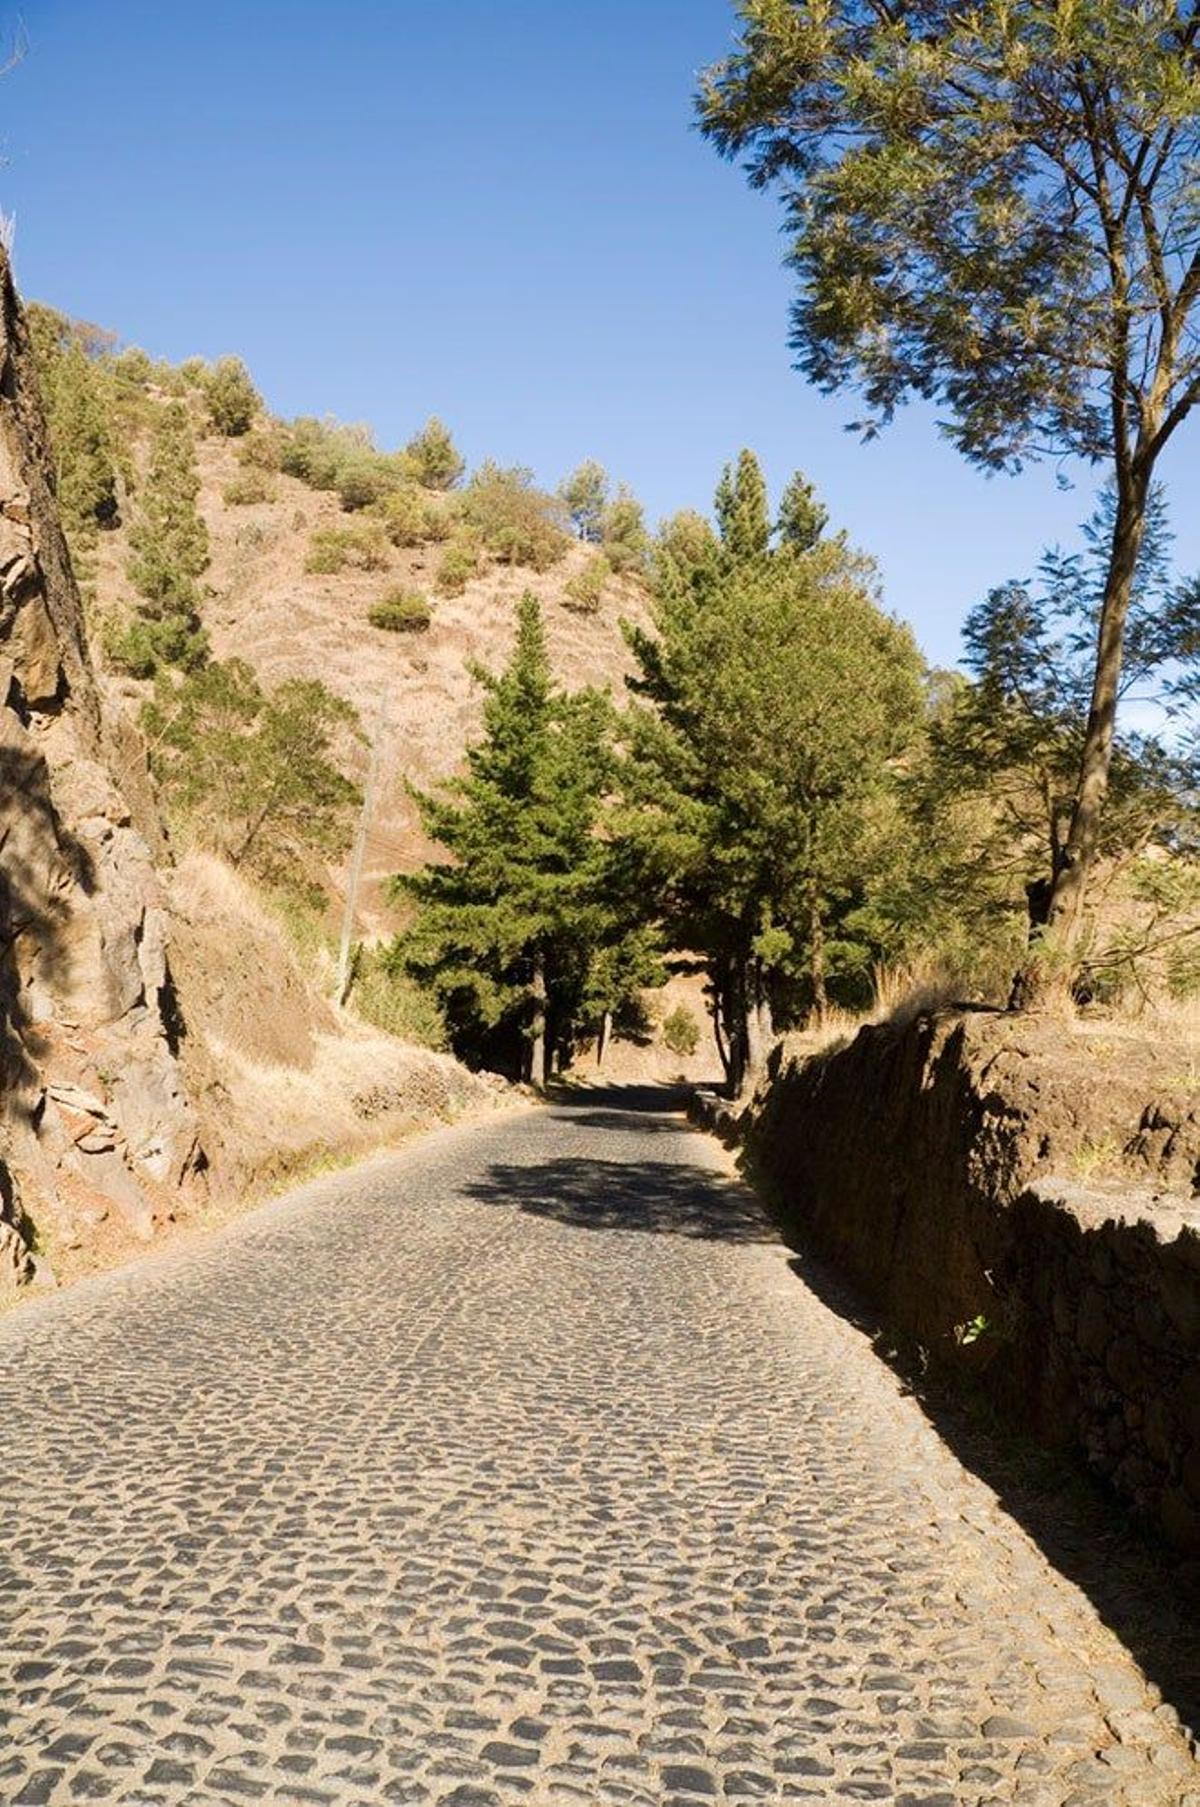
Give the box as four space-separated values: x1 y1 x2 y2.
596 1009 611 1069
744 957 774 1084
1011 472 1150 1006
529 950 548 1090
722 959 749 1098
711 977 733 1091
809 888 827 1021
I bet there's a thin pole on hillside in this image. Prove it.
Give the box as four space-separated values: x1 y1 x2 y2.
336 687 389 1008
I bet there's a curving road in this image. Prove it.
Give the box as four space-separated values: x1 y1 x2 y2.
1 1092 1197 1806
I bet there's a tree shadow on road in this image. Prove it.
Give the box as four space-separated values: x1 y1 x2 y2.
783 1239 1200 1745
462 1153 775 1242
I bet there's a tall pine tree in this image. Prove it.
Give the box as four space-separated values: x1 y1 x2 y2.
715 448 771 562
117 401 210 675
396 593 656 1085
625 457 924 1090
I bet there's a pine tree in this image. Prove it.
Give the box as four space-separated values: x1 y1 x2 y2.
404 416 465 490
778 470 827 552
397 594 650 1084
117 401 210 674
203 356 259 437
559 460 609 542
717 449 771 562
624 456 924 1089
599 483 650 574
27 304 119 567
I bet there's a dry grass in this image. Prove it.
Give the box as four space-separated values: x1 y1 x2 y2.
94 431 654 941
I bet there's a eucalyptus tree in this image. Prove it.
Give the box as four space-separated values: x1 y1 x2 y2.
700 1 1200 984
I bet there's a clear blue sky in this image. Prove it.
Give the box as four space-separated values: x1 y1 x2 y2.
3 0 1197 666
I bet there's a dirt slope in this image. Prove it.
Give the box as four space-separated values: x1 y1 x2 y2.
94 433 654 931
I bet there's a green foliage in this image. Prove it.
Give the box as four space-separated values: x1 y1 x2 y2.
349 945 447 1048
459 461 570 571
661 1004 701 1058
599 484 649 574
114 400 210 675
278 415 398 508
222 469 275 506
404 416 465 490
142 658 360 886
435 531 483 596
564 552 611 615
699 3 1200 943
896 488 1200 985
715 449 770 562
654 510 721 592
305 520 390 574
625 453 925 1084
369 587 432 633
202 356 259 437
27 302 120 556
559 459 609 542
373 483 450 547
127 402 209 605
778 470 827 552
699 2 1200 477
396 593 658 1082
107 612 210 679
236 426 282 471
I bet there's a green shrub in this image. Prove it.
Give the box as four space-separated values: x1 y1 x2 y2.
350 946 447 1048
279 415 373 489
203 356 260 436
237 427 283 471
564 552 611 614
600 484 650 574
373 484 450 547
459 461 569 571
278 415 408 512
107 613 210 679
305 521 390 574
111 346 155 395
141 658 360 884
435 531 483 596
404 416 464 490
661 1004 701 1058
222 470 275 506
335 448 408 511
369 587 432 633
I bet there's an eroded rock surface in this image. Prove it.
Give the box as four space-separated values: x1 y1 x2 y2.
0 248 201 1279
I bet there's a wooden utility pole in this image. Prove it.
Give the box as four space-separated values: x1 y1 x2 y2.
335 689 388 1007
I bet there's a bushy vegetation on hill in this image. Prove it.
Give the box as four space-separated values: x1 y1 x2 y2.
369 587 432 633
28 291 1200 1082
142 659 360 896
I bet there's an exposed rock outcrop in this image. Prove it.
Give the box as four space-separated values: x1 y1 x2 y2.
0 249 202 1283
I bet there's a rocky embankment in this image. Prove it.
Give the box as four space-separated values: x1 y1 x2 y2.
696 1009 1200 1556
0 247 201 1283
0 253 505 1297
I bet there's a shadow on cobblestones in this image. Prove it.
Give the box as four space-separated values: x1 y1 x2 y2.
785 1239 1200 1745
463 1153 777 1240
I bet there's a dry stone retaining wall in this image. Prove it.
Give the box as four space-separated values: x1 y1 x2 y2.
697 1010 1200 1556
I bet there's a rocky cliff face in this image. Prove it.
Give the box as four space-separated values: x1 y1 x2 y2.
0 250 200 1284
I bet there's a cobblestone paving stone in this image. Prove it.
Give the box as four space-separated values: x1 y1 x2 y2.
1 1094 1198 1806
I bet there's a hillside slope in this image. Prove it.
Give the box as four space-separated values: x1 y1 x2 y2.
93 432 653 930
0 292 513 1298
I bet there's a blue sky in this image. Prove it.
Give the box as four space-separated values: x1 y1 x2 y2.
2 0 1197 667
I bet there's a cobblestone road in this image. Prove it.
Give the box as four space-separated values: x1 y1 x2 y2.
2 1093 1198 1806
